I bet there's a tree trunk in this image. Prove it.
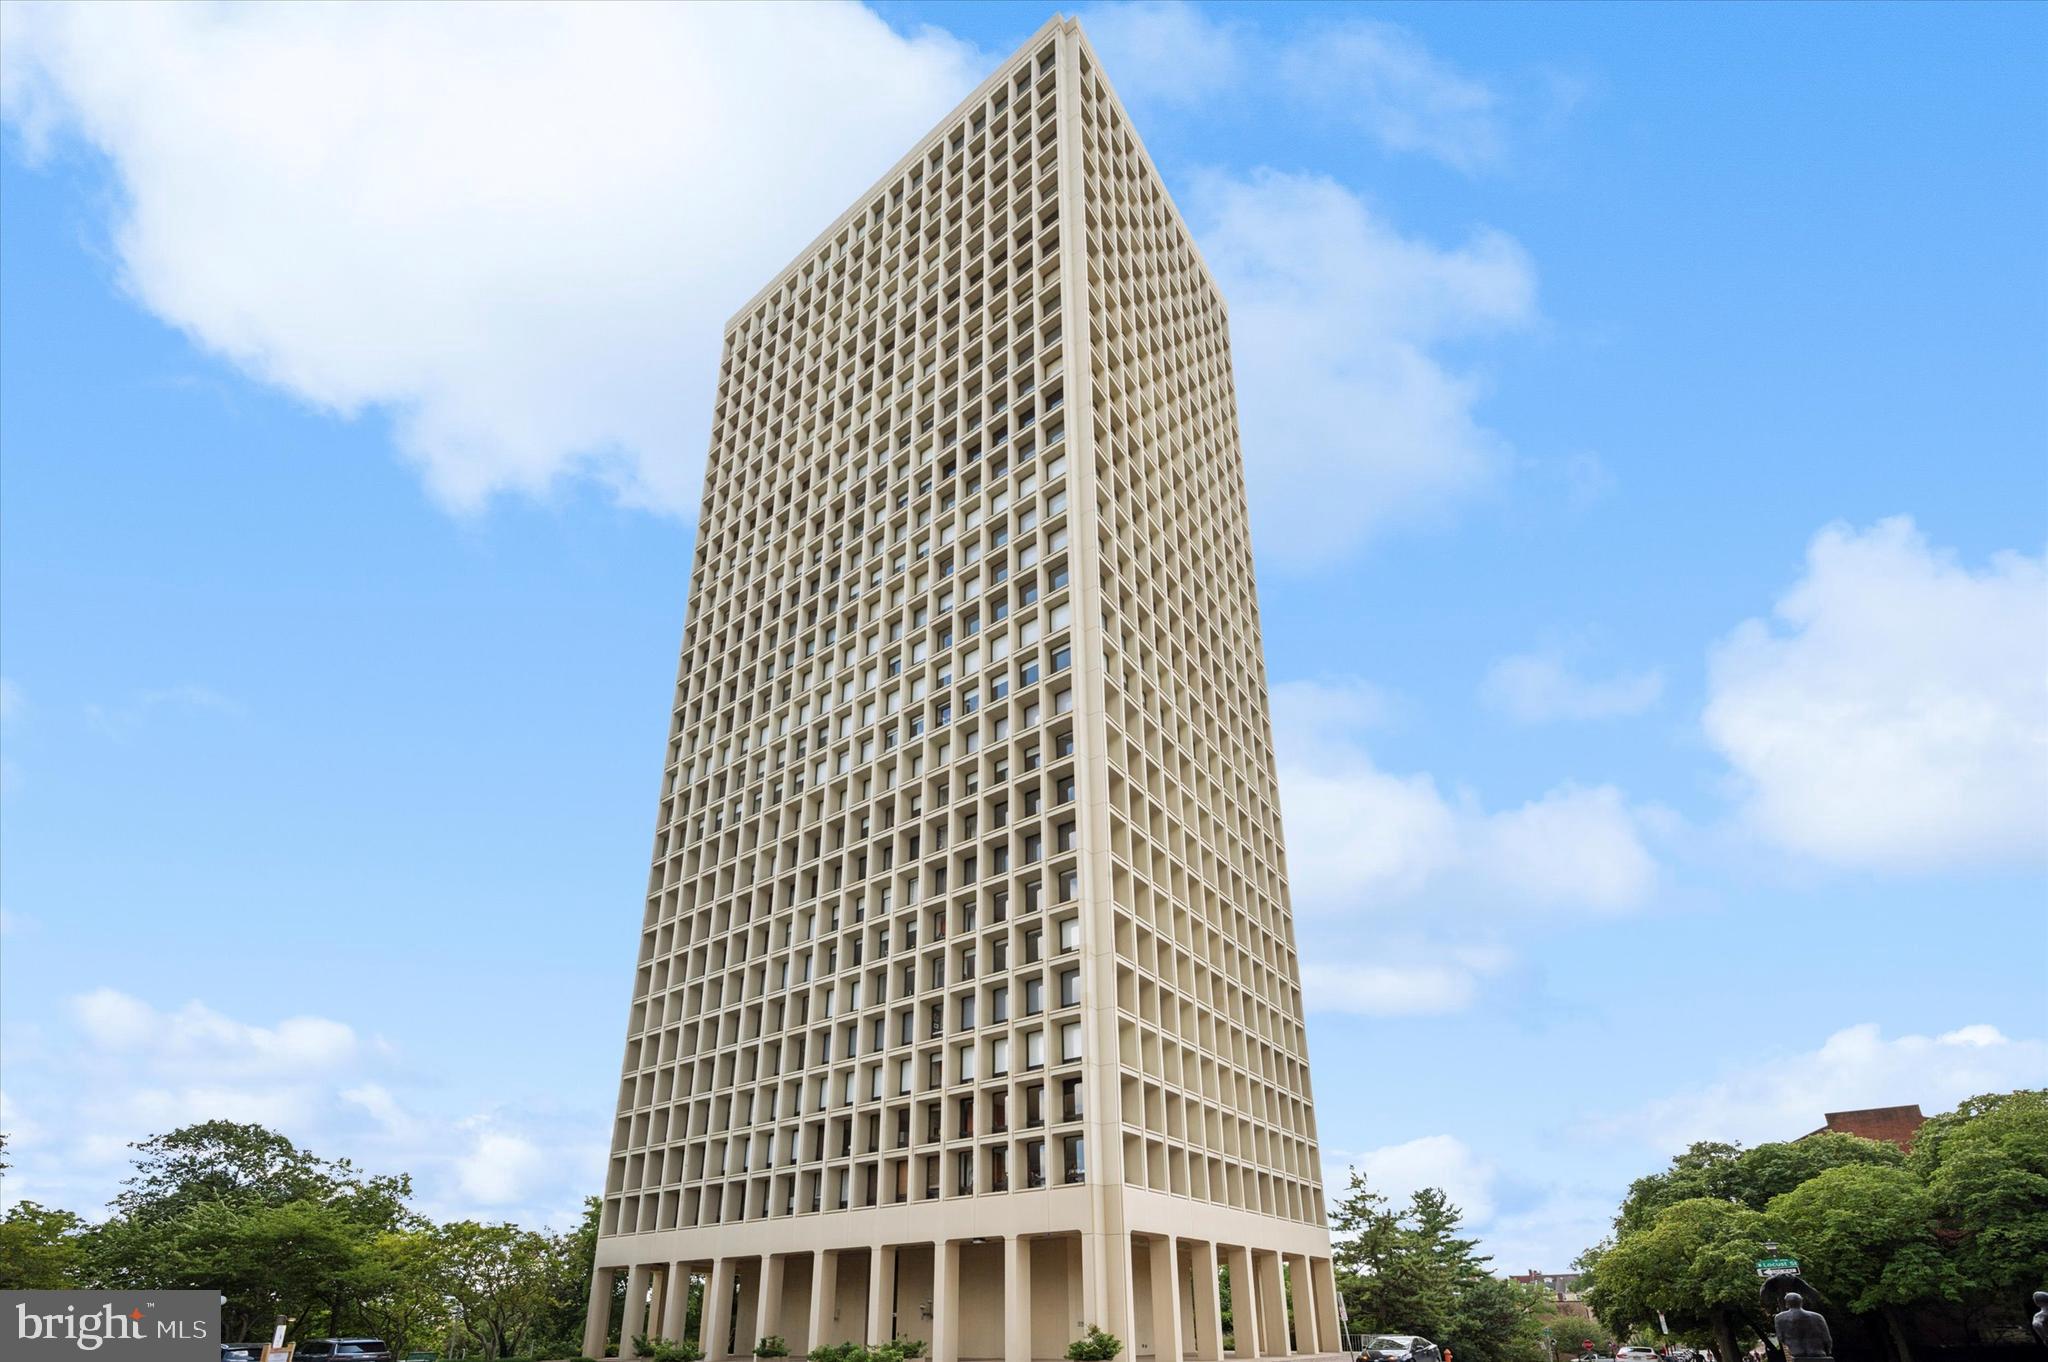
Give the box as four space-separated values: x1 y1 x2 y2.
1709 1311 1741 1362
1880 1307 1913 1362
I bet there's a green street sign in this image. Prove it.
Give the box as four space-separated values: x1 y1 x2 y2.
1756 1257 1800 1277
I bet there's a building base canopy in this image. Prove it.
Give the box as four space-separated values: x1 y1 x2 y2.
585 1228 1344 1362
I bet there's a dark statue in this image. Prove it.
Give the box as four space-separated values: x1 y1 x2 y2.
1774 1293 1833 1362
2030 1290 2048 1348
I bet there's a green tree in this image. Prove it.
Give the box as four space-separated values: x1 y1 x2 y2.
1329 1170 1436 1335
1537 1307 1612 1359
81 1121 418 1343
1909 1089 2048 1306
1765 1163 1956 1362
98 1197 368 1343
0 1201 88 1288
1583 1197 1769 1362
436 1219 556 1360
1448 1274 1549 1362
1614 1136 1901 1239
1614 1143 1744 1237
352 1228 455 1354
529 1197 617 1359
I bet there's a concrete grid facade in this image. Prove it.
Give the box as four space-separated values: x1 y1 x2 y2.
585 19 1340 1362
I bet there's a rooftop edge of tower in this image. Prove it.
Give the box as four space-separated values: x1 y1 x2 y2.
719 13 1227 339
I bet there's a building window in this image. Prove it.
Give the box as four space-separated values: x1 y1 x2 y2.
1058 967 1080 1008
1057 917 1079 952
1063 1135 1085 1184
1025 1139 1046 1188
1025 1028 1045 1070
1060 1076 1082 1122
1059 1021 1081 1064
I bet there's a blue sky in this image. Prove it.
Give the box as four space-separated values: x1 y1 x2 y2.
2 2 2044 1269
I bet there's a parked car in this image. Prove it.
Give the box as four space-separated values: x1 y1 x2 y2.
1361 1336 1443 1362
297 1342 396 1362
222 1347 264 1362
1615 1348 1660 1362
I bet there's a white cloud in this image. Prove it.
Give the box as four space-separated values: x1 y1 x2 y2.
1328 1134 1498 1223
83 684 242 739
0 3 980 514
455 1128 549 1206
1482 652 1664 722
1274 679 1659 916
1301 943 1509 1017
1641 1021 2048 1154
1077 5 1503 172
1283 20 1504 172
1704 517 2048 870
5 989 597 1228
1190 170 1535 565
1076 2 1240 106
342 1084 413 1137
70 988 357 1073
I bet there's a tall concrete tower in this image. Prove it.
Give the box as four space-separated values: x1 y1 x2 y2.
584 18 1337 1362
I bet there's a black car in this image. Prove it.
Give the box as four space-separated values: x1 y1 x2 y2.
1362 1336 1444 1362
298 1342 396 1362
222 1347 264 1362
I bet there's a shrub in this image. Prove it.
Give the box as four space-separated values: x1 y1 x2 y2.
1067 1326 1123 1362
756 1338 791 1359
808 1345 864 1362
633 1337 704 1362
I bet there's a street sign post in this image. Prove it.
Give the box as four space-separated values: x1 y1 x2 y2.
1755 1257 1800 1279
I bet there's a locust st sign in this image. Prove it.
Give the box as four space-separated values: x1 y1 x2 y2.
1756 1257 1801 1279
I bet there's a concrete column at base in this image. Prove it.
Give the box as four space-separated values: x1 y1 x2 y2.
1255 1253 1289 1357
624 1265 656 1357
663 1264 692 1343
1068 1237 1087 1340
1284 1255 1317 1355
1005 1236 1033 1362
931 1239 961 1362
1189 1242 1224 1362
1312 1259 1343 1355
584 1266 616 1360
703 1257 738 1361
1224 1248 1258 1360
1149 1236 1184 1362
868 1246 898 1346
1078 1231 1134 1344
757 1255 787 1356
1109 1231 1138 1346
808 1251 839 1351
